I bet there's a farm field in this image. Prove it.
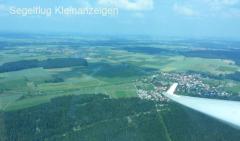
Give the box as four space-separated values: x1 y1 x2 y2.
1 36 240 111
0 35 240 141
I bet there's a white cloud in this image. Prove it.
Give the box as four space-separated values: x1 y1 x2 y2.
97 0 154 11
173 3 199 17
172 0 240 18
203 0 240 17
205 0 239 6
76 0 92 7
204 0 240 10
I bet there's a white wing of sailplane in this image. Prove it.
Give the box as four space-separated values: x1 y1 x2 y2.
163 83 240 129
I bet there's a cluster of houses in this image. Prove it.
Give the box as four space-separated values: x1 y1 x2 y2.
136 72 231 101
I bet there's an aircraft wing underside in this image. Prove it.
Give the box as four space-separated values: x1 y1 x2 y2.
163 83 240 129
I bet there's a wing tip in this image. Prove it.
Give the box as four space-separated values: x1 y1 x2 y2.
166 83 178 95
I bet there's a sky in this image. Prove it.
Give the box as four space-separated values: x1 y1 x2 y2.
0 0 240 38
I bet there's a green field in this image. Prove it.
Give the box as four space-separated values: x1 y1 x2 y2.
1 39 240 111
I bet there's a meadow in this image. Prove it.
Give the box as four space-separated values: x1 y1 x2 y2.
0 36 240 111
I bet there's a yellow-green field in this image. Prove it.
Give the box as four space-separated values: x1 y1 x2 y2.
1 45 240 111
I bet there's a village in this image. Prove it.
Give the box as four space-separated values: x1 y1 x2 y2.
135 72 231 101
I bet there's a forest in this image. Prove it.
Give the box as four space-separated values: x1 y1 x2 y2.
0 58 88 73
1 94 239 141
